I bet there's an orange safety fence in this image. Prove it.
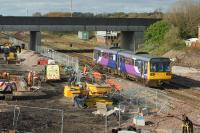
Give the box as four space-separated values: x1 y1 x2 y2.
92 71 102 80
106 79 121 91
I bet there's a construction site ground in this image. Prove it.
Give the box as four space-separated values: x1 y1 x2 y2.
0 51 104 133
0 49 200 133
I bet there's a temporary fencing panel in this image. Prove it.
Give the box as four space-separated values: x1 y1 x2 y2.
36 46 79 73
0 104 64 133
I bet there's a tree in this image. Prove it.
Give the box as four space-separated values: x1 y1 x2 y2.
165 0 200 38
144 21 170 45
32 12 42 17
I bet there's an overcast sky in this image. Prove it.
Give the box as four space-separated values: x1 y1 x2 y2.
0 0 177 16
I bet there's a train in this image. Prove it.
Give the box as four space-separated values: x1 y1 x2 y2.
93 47 172 86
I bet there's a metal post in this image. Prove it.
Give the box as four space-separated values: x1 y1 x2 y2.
26 8 28 16
13 105 16 128
70 0 73 17
105 115 107 133
119 103 121 127
156 90 158 110
61 110 64 133
133 39 136 53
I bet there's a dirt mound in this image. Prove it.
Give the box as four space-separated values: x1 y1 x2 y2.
163 49 200 68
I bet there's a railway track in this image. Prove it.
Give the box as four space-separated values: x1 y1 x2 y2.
69 52 200 108
162 81 200 109
66 53 93 67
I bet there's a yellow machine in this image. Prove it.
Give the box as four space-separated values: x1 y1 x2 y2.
85 97 113 107
64 85 88 98
7 51 17 61
64 82 113 107
64 83 112 97
86 83 112 96
1 41 18 63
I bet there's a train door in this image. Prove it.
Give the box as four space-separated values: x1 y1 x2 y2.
118 55 122 71
140 61 144 77
93 50 100 60
143 61 148 78
135 59 143 77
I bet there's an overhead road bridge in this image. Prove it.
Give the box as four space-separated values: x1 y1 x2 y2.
0 17 160 51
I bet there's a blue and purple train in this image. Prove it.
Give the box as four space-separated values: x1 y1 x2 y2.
93 47 172 86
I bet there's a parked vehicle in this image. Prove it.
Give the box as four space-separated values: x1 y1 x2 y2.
43 64 60 82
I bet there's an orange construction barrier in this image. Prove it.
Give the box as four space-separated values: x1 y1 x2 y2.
27 71 33 86
83 65 87 74
106 79 121 91
92 71 102 80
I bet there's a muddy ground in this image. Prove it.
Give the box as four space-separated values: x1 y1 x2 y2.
0 50 200 133
0 59 107 133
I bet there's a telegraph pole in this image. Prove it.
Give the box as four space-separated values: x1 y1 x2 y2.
26 8 28 16
70 0 73 17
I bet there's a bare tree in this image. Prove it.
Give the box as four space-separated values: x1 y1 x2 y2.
32 12 42 17
165 0 200 38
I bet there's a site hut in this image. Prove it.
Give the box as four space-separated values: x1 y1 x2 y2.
78 31 93 40
96 31 119 47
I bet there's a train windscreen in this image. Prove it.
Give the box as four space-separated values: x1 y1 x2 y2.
150 58 170 72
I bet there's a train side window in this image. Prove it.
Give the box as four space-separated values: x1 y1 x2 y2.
132 59 135 66
103 52 109 58
98 51 101 57
95 50 101 58
135 60 140 67
135 59 142 72
109 53 113 60
120 56 125 63
125 58 132 65
113 54 116 61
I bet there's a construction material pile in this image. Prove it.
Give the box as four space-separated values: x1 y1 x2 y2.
18 50 48 68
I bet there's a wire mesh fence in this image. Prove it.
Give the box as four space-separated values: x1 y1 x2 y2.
36 46 79 73
102 86 175 133
0 104 64 133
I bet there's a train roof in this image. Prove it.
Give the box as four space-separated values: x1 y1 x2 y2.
118 51 170 62
94 47 124 54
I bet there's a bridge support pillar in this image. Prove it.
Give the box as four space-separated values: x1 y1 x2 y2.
120 31 144 52
29 31 41 51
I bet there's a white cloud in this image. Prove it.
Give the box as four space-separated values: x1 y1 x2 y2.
0 0 177 16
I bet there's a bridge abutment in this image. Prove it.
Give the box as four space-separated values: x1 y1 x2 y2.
29 31 41 51
120 31 144 52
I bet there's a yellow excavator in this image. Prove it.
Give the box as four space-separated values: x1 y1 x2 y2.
2 40 20 64
64 82 113 108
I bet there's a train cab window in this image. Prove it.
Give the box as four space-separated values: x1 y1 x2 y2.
150 62 170 72
164 63 170 72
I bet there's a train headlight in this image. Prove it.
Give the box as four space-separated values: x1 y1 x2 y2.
150 73 155 76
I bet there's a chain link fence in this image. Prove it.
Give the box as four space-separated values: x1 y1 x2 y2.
102 86 176 133
36 46 79 73
0 104 64 133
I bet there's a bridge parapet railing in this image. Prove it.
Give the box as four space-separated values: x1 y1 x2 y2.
36 46 79 73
